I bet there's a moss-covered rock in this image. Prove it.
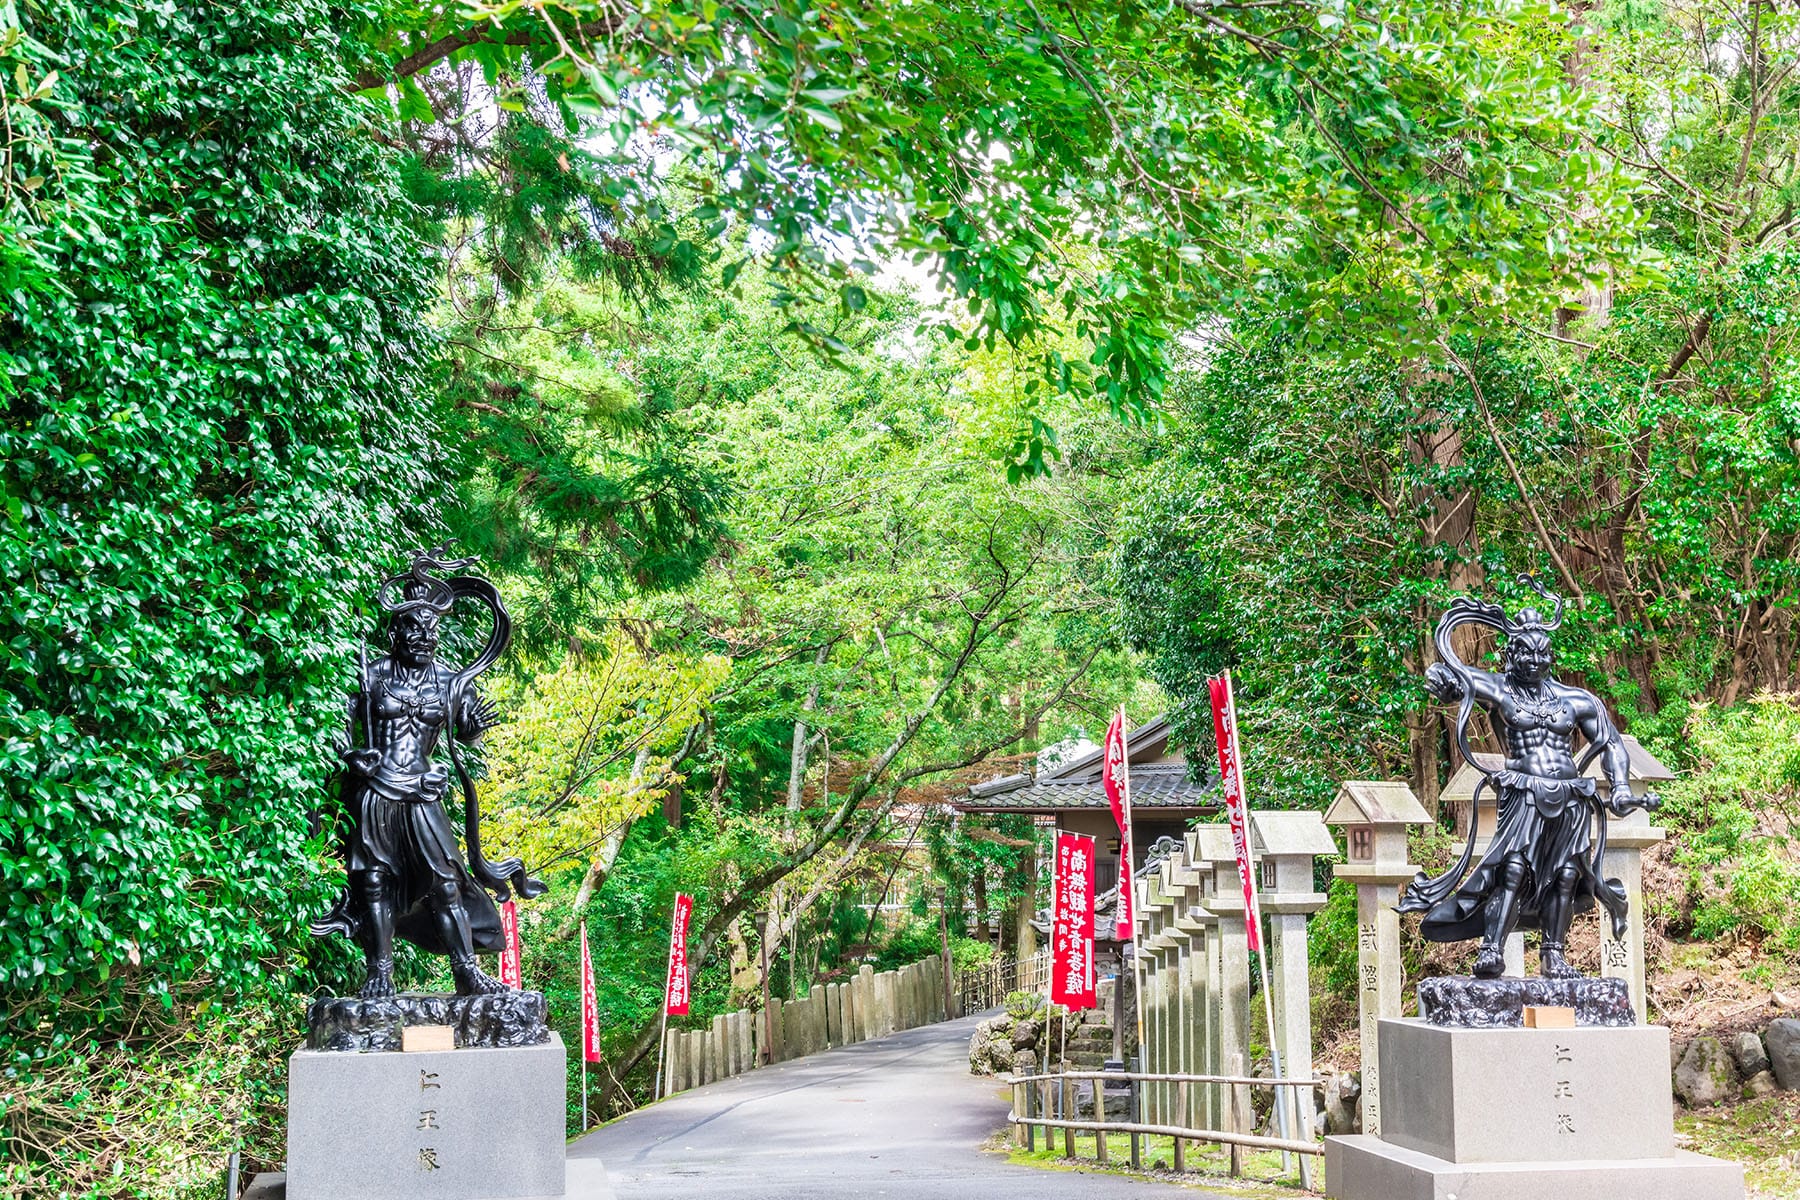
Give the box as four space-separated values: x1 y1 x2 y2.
1674 1036 1739 1108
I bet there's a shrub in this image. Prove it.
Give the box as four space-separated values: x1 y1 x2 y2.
1654 694 1800 948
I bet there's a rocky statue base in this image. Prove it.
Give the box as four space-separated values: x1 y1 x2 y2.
1326 1018 1743 1200
306 990 550 1052
1416 974 1633 1028
253 1031 596 1200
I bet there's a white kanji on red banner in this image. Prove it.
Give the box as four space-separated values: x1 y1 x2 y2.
1050 833 1097 1010
1209 672 1263 954
498 899 522 989
579 923 602 1064
664 893 693 1016
1101 709 1134 940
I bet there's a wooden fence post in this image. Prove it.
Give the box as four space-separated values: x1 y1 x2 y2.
1012 1080 1026 1147
1061 1077 1074 1158
1173 1080 1188 1173
1093 1073 1109 1164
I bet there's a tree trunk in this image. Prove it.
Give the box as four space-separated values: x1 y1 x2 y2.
569 746 653 922
787 644 830 810
1406 369 1484 810
1013 842 1039 961
973 871 991 945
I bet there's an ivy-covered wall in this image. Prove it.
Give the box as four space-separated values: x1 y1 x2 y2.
2 0 439 1040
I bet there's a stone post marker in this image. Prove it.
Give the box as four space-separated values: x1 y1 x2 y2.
1185 830 1223 1130
1249 808 1336 1161
1323 780 1429 1136
1195 824 1252 1130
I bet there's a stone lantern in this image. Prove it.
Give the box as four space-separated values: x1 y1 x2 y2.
1183 829 1224 1129
1323 781 1430 1136
1147 850 1206 1128
1159 851 1210 1128
1593 737 1671 1022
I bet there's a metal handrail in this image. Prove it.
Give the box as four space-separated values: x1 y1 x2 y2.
1009 1112 1322 1157
1011 1069 1323 1088
1008 1065 1326 1172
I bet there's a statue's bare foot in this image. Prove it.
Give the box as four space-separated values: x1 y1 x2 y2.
1539 944 1581 979
358 959 397 999
451 957 510 996
1471 946 1505 979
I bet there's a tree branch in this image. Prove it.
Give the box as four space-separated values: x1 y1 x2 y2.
349 15 628 92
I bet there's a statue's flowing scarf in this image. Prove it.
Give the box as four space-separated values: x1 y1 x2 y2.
379 547 546 906
1399 579 1627 938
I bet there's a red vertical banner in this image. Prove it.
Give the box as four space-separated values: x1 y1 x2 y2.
664 893 693 1016
1101 709 1134 940
1050 833 1097 1010
579 923 602 1064
1209 671 1263 953
498 899 522 989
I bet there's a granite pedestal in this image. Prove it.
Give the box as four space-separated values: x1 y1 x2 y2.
281 1032 568 1200
1325 1018 1743 1200
247 1159 613 1200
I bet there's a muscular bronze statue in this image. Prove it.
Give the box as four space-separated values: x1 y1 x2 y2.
1399 580 1659 979
312 548 545 998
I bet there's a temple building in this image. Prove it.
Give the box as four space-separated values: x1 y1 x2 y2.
954 715 1217 934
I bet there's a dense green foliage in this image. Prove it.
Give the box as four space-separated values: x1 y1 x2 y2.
0 0 451 1191
361 0 1648 473
1112 1 1800 810
1651 694 1800 953
1 0 439 1018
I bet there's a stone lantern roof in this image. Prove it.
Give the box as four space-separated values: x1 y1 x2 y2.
1324 780 1432 828
1250 809 1340 858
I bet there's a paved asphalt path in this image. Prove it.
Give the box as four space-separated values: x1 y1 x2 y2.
570 1011 1228 1200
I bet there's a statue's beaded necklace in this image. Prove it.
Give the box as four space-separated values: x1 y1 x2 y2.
1502 677 1566 724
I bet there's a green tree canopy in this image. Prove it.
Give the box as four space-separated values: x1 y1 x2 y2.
355 0 1649 467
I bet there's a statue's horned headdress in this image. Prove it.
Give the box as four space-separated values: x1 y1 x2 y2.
1434 574 1564 655
376 543 478 618
1504 575 1564 639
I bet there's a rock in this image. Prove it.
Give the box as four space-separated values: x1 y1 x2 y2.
1765 1018 1800 1090
1416 975 1634 1028
1733 1031 1770 1078
305 990 549 1052
967 1014 1016 1075
1321 1071 1361 1135
1672 1037 1737 1108
1743 1070 1779 1100
1072 1077 1132 1120
1670 1038 1689 1072
1010 1049 1038 1078
1012 1018 1043 1050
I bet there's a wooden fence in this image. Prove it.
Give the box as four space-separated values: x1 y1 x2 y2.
1008 1066 1323 1187
955 949 1050 1014
659 956 948 1097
